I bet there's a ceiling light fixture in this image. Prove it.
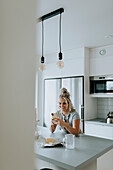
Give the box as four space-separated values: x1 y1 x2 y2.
56 11 64 68
99 49 106 55
38 8 64 71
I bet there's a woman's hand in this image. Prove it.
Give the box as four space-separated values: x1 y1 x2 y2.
50 118 58 133
52 118 66 127
51 118 58 125
57 118 66 127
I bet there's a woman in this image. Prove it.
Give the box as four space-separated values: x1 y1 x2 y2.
50 88 80 136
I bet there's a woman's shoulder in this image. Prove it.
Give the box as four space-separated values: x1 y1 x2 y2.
71 111 79 115
70 111 80 120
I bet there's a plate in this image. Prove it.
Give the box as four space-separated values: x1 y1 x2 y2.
38 137 63 147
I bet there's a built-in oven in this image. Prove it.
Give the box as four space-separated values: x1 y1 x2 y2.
90 75 113 94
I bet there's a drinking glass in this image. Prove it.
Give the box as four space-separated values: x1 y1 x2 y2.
64 134 75 149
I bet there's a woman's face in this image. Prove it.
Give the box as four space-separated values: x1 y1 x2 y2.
59 97 69 113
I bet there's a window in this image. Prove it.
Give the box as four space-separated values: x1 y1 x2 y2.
43 76 84 129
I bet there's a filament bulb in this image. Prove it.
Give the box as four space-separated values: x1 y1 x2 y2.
56 60 64 68
39 63 46 72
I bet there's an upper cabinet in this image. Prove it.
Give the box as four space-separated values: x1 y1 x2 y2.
89 45 113 76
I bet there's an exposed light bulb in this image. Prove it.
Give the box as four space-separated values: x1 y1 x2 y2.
56 60 64 68
39 56 46 72
56 52 64 68
39 63 46 72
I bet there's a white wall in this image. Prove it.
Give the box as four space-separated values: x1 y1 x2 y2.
0 1 3 168
37 47 85 125
38 47 98 126
0 0 37 170
84 48 97 120
43 48 85 79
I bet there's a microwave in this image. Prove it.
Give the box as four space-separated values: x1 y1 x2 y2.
90 75 113 94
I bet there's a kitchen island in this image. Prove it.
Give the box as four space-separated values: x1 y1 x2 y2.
34 126 113 170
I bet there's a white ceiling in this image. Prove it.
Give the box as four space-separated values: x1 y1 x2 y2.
37 0 113 55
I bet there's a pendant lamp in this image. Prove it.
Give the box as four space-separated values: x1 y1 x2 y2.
39 20 46 71
38 8 64 71
56 12 64 68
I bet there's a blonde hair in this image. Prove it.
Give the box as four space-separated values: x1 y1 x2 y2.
58 88 76 113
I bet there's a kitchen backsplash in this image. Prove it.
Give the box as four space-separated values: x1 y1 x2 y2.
97 98 113 118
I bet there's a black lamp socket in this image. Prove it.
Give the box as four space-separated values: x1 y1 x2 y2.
41 56 44 63
59 52 62 60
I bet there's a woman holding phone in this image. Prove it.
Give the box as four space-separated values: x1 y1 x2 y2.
50 88 80 136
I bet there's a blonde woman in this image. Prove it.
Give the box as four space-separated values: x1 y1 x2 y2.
50 88 80 136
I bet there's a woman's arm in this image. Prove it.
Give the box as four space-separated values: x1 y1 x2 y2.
50 119 57 133
58 119 80 136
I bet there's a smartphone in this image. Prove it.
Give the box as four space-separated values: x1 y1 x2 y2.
51 113 58 119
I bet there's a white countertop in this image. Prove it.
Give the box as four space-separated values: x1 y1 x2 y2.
85 118 113 127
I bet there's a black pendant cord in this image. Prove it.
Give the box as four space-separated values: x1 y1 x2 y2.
59 13 63 60
41 20 44 63
59 13 62 53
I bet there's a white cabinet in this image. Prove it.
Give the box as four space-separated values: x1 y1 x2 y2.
85 122 113 139
89 45 113 76
97 148 113 170
90 56 113 76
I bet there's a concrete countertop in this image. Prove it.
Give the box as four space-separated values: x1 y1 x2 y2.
34 126 113 170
